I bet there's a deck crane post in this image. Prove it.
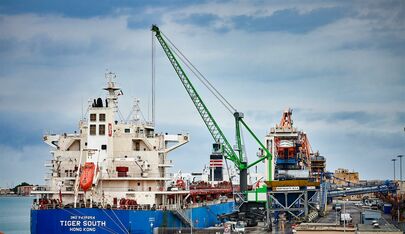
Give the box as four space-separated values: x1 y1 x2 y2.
151 25 273 194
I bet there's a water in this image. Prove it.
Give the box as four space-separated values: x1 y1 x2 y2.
0 196 33 234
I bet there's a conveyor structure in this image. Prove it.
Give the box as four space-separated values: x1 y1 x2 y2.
327 181 398 198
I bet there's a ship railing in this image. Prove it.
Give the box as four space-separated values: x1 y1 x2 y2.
188 200 222 208
116 205 153 210
102 172 172 179
166 204 181 210
115 204 179 211
32 199 227 211
112 150 148 155
100 187 165 192
53 151 82 160
158 160 173 165
32 186 50 191
164 200 223 211
44 160 53 167
111 132 154 139
32 203 61 210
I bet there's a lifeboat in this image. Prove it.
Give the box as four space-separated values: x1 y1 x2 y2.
80 162 95 192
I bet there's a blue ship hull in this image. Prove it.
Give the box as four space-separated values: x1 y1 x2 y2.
31 202 234 233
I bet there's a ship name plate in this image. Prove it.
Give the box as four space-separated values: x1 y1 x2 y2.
60 215 107 232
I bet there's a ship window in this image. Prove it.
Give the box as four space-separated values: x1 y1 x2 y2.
125 128 130 133
90 114 96 122
99 124 105 135
99 114 106 122
90 125 96 135
101 144 107 150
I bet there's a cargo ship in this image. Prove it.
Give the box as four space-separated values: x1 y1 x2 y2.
30 72 235 233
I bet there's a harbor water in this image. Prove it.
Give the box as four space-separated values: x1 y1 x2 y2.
0 196 33 234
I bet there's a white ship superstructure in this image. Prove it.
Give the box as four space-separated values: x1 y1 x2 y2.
32 72 189 208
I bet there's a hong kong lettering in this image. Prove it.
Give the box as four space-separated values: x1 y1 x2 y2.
59 216 107 232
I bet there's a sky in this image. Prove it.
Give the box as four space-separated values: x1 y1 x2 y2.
0 0 404 187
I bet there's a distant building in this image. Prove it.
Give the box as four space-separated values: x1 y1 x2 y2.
359 180 385 187
17 185 33 196
0 188 12 195
333 168 359 186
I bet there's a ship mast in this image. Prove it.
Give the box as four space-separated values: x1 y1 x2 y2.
103 71 121 113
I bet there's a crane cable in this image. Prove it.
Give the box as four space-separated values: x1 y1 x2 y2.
151 29 156 125
160 31 237 115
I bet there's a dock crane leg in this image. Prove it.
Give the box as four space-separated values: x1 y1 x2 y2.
240 167 248 195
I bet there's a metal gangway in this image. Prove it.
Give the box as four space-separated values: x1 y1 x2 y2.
327 182 398 198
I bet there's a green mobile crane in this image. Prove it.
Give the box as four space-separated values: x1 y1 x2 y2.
151 24 272 196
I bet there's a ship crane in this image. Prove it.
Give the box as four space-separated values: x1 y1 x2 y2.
151 25 273 194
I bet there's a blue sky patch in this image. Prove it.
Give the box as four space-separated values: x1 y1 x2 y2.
127 14 162 30
232 7 346 33
0 0 205 18
177 13 220 27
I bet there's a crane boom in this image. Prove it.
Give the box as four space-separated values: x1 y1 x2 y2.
151 25 242 168
151 25 273 192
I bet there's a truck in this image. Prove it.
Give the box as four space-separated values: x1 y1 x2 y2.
340 213 352 224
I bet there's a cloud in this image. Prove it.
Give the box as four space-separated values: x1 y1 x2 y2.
231 7 346 33
182 13 220 26
0 144 49 187
0 1 404 185
0 0 200 18
311 129 405 179
0 111 76 149
302 111 382 125
0 0 121 18
176 13 220 27
396 112 405 123
127 14 161 30
166 4 348 33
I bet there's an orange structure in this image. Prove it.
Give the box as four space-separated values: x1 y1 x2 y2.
274 109 312 169
266 108 325 181
79 162 95 192
279 109 293 129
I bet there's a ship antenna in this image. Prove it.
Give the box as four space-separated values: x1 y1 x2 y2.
104 71 121 113
81 96 84 120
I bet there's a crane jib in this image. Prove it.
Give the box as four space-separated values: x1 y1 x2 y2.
151 25 272 177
